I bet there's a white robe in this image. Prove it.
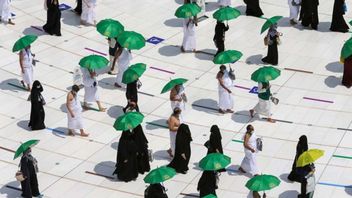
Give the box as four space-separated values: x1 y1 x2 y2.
67 96 83 129
218 0 231 6
81 0 96 25
20 49 34 86
218 70 234 110
240 132 259 175
81 68 99 102
253 83 271 117
170 86 186 112
288 0 301 21
115 48 132 88
0 0 11 22
182 19 196 51
169 130 177 155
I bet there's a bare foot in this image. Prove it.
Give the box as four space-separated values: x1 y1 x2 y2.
114 83 122 88
218 109 225 114
99 108 107 112
267 118 276 123
82 105 89 110
226 109 234 113
80 132 89 137
8 20 15 25
20 80 26 87
238 167 246 173
249 109 254 118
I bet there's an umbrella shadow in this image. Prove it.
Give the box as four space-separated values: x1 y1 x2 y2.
325 61 343 73
60 103 68 113
245 54 263 65
61 9 81 27
345 186 352 196
324 75 342 88
192 98 219 115
164 18 183 27
231 111 251 124
0 181 21 198
93 161 117 182
195 49 216 60
22 26 47 36
146 119 168 130
279 173 293 183
107 105 124 119
153 150 172 161
17 120 31 131
0 78 26 93
51 127 68 137
158 45 181 57
278 190 299 198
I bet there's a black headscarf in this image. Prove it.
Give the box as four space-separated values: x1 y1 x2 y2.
28 80 46 130
31 81 43 99
176 123 193 143
208 125 223 154
287 135 309 182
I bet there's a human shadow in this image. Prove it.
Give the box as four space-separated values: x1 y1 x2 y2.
324 76 342 88
22 26 47 36
279 173 292 183
278 190 299 198
205 1 219 12
153 150 172 161
98 77 117 90
61 9 81 27
231 111 251 124
158 45 181 57
326 61 343 73
145 119 168 130
93 161 117 181
51 127 68 138
107 105 124 119
194 51 214 61
315 21 332 33
0 78 26 92
192 99 219 115
245 54 263 65
226 164 245 177
164 18 183 27
0 181 21 198
111 141 118 150
17 120 31 131
345 186 352 196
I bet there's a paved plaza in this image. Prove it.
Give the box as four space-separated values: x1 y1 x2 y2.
1 0 352 197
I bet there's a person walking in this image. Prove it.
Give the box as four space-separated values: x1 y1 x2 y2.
28 81 46 131
239 125 259 176
197 170 218 197
123 79 140 113
300 0 319 30
181 16 198 52
43 0 61 36
170 84 187 117
330 0 349 33
167 107 182 158
288 135 308 182
132 124 150 174
113 48 132 88
244 0 264 17
217 65 234 114
213 21 229 56
262 24 281 66
19 45 35 91
249 82 275 123
288 0 301 25
0 0 15 25
81 68 106 111
144 183 168 198
107 37 120 75
74 0 82 15
81 0 96 26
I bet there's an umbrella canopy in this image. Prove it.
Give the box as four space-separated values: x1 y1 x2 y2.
245 174 281 191
122 63 147 84
175 3 201 18
202 194 217 198
296 149 324 167
161 78 188 94
79 55 109 70
199 153 231 171
113 112 144 131
14 139 40 160
96 19 124 38
260 16 283 34
251 66 281 83
213 7 241 22
117 31 145 50
12 35 38 52
144 166 176 184
340 37 352 63
213 50 243 64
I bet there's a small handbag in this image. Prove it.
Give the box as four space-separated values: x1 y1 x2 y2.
264 36 269 46
15 164 25 182
270 96 279 105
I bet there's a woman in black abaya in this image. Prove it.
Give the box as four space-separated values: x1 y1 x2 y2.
20 148 42 198
213 21 229 56
330 0 349 33
197 170 218 197
132 124 150 174
300 0 319 30
262 24 280 66
123 80 140 113
287 135 308 182
113 130 138 182
167 123 192 174
207 125 223 154
43 0 61 36
28 81 46 130
145 183 168 198
74 0 82 15
244 0 264 17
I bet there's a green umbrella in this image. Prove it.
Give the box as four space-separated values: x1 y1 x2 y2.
340 37 352 63
14 139 40 160
202 194 217 198
260 16 283 34
349 20 352 27
245 174 281 191
175 3 201 18
117 31 145 50
113 112 144 131
79 55 109 70
213 50 243 64
199 153 231 171
122 63 146 84
213 7 241 22
96 19 124 38
12 35 38 52
251 66 281 83
144 166 176 184
161 78 188 94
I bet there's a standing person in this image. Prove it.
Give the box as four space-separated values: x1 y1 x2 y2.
0 0 14 25
113 48 132 88
113 130 139 182
81 68 106 112
197 170 218 197
181 16 198 52
217 65 234 114
81 0 96 26
19 46 34 91
20 148 43 198
43 0 61 36
244 0 264 17
66 85 89 137
330 0 349 33
262 24 281 66
213 21 229 56
218 0 231 7
74 0 82 15
167 123 192 174
170 84 187 115
249 82 275 123
288 0 301 25
167 107 182 158
288 135 308 182
107 37 120 75
132 124 150 174
239 125 259 176
123 79 140 113
145 183 168 198
342 55 352 88
28 81 46 131
300 0 319 30
206 125 223 155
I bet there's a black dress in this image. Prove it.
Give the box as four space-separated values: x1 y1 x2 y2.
132 125 151 174
244 0 264 17
74 0 82 15
43 0 62 36
288 135 308 182
330 0 349 32
213 22 229 56
197 171 217 197
113 130 138 182
124 80 139 112
300 0 319 30
342 55 352 88
20 153 40 198
145 183 168 198
262 34 278 65
28 81 46 130
207 125 223 154
167 123 192 174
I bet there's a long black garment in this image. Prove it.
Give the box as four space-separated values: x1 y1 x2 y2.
262 34 278 65
207 125 223 154
28 81 46 130
20 151 40 198
330 0 349 32
301 0 319 29
197 171 217 197
113 130 138 182
132 125 150 174
145 183 168 198
124 80 139 112
74 0 82 15
167 123 192 174
288 135 308 182
43 0 62 36
213 22 229 56
244 0 264 17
